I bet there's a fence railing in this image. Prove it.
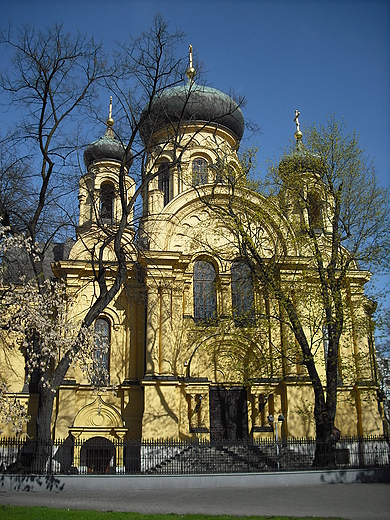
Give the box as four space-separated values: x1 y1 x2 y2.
0 436 388 475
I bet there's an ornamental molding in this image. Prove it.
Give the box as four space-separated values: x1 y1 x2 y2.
69 395 127 439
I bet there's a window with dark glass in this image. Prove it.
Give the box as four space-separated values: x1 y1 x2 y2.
192 158 208 186
93 318 110 385
100 182 115 221
231 261 254 325
193 260 216 322
158 163 170 206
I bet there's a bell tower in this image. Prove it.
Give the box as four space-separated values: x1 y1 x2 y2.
78 98 135 237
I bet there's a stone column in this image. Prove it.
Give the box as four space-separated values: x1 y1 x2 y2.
219 273 231 317
160 285 173 375
145 283 160 375
186 385 210 436
78 175 92 228
148 188 164 216
115 430 126 473
250 387 274 440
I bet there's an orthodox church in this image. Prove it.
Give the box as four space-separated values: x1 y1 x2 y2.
1 49 384 452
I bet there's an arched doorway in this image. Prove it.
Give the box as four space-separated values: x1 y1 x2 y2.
80 437 116 474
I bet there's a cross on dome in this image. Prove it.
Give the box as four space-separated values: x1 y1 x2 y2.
294 109 303 142
186 44 196 81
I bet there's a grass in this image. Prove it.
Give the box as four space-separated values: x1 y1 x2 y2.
0 506 349 520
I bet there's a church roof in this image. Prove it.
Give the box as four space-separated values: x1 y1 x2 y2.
84 98 133 169
139 82 245 145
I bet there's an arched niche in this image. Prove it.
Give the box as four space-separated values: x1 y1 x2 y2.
69 395 127 440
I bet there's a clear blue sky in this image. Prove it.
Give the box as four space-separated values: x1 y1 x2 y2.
1 0 389 185
1 0 389 312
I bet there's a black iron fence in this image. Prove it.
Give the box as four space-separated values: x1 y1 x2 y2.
0 436 388 475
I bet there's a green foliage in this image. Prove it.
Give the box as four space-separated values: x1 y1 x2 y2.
0 506 349 520
197 117 389 445
272 117 390 273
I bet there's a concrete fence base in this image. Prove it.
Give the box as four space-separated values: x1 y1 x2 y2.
1 468 389 492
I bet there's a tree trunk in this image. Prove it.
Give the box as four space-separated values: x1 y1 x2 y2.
312 411 338 468
30 385 56 473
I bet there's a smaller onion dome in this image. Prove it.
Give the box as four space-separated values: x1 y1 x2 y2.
84 98 133 169
279 110 324 176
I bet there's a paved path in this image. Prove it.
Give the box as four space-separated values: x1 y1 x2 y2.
0 483 389 520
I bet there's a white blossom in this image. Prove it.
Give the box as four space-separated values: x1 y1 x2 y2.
0 225 109 431
0 378 28 434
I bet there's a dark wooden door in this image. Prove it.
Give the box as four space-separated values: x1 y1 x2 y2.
209 387 248 441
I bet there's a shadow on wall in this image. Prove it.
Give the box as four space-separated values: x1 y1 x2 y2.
0 473 65 491
320 468 390 484
1 436 74 476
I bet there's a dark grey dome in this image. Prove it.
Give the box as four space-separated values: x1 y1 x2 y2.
84 130 133 169
139 84 245 145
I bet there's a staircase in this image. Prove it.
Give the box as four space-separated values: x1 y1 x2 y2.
144 442 312 474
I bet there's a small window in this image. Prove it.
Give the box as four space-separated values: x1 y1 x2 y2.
192 158 208 186
193 260 216 323
231 261 254 326
158 163 170 206
100 183 115 221
93 318 110 386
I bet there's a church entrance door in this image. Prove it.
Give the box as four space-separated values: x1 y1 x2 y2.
209 387 248 441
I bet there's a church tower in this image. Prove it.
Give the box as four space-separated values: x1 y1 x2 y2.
134 47 248 439
77 98 135 239
278 110 334 236
138 45 245 250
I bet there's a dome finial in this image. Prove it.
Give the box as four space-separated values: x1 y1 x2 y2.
106 96 114 127
186 44 196 82
294 109 303 143
105 96 115 138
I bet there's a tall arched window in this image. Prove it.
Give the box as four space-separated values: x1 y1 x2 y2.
193 260 216 323
231 261 254 326
192 158 208 186
100 182 115 222
93 318 110 385
158 162 170 206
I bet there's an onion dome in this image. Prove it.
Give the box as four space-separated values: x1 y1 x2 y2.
279 110 324 176
84 98 133 169
139 46 245 146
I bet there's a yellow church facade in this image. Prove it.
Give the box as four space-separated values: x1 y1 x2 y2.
0 60 384 450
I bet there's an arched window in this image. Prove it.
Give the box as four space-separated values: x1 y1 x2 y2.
158 162 170 206
100 182 115 222
93 318 110 385
193 260 216 323
192 158 208 186
231 261 254 326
